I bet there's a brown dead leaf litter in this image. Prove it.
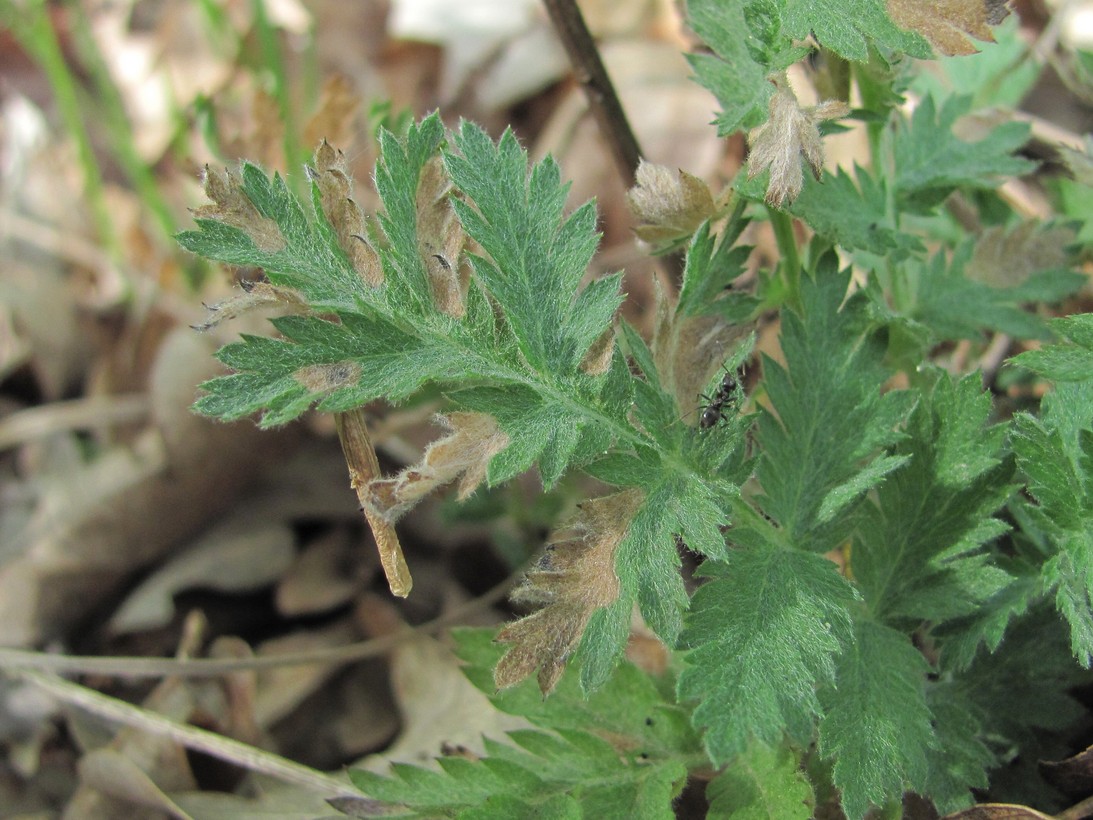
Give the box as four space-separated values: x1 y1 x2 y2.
0 0 1087 816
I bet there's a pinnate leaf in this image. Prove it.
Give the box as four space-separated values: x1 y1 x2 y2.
349 728 687 819
685 0 776 136
454 627 702 760
1012 314 1093 383
893 94 1034 211
706 742 814 820
445 122 617 374
678 547 857 763
781 0 930 61
852 373 1014 624
1012 399 1093 665
909 242 1084 343
819 620 934 819
756 257 913 553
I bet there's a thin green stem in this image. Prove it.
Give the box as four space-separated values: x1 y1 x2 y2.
4 1 120 260
768 207 802 311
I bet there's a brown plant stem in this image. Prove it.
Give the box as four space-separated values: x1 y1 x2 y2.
542 0 686 282
541 0 643 187
335 408 413 597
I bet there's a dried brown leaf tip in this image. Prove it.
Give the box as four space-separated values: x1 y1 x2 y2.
747 83 850 208
366 412 509 523
192 280 309 331
580 326 616 376
888 0 1010 56
627 161 716 250
418 156 467 317
194 166 286 253
310 140 383 288
495 489 643 695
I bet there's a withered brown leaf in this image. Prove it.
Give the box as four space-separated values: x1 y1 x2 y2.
365 413 509 524
627 161 717 250
495 489 643 694
746 84 849 208
888 0 1010 56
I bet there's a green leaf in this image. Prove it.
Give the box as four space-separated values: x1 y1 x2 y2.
1012 313 1093 382
685 0 776 135
445 122 615 374
349 728 686 819
675 220 753 320
454 628 702 760
185 117 630 491
908 244 1084 342
345 627 702 820
893 94 1035 212
1012 402 1093 665
818 620 934 820
853 372 1015 624
194 313 466 426
936 606 1088 810
706 742 814 820
775 166 920 257
781 0 930 61
933 571 1039 671
910 15 1041 109
373 115 448 315
954 605 1087 746
178 170 367 311
922 684 994 813
756 257 913 552
678 547 857 763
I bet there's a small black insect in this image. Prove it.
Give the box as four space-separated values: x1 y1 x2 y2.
699 394 734 429
698 365 745 429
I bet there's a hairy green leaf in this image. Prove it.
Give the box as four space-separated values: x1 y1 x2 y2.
819 620 934 819
893 94 1035 211
678 548 857 763
756 256 913 552
853 372 1015 623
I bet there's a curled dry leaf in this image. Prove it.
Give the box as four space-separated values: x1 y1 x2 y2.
1040 741 1093 797
311 140 383 287
495 489 643 694
366 412 510 523
627 161 717 251
887 0 1010 57
747 83 850 208
192 280 311 331
941 804 1053 819
194 165 286 253
580 326 616 376
417 156 468 317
